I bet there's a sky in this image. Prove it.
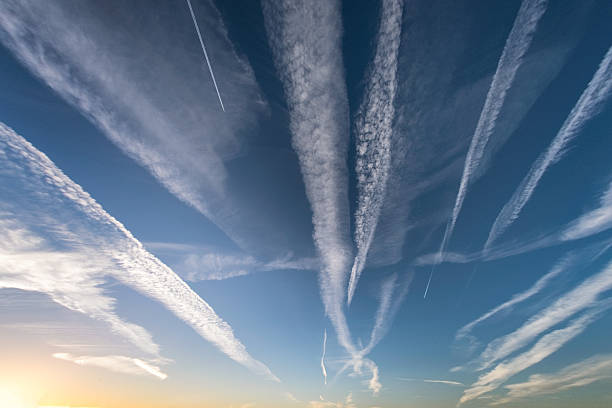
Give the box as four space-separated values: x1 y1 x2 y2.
0 0 611 407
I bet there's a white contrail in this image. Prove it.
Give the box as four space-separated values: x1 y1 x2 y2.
427 0 548 297
348 0 403 305
455 253 574 341
475 258 612 372
497 354 612 404
0 0 283 258
186 0 225 111
0 123 278 381
485 45 612 249
321 329 328 385
262 0 355 357
364 272 413 355
562 179 612 241
459 302 612 405
53 353 167 380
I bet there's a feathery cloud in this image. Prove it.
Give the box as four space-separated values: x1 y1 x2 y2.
262 0 356 359
562 179 612 241
474 258 612 372
349 0 403 304
485 45 612 248
460 302 611 404
437 0 547 256
0 0 308 258
321 329 328 385
0 123 277 381
494 354 612 405
455 252 577 342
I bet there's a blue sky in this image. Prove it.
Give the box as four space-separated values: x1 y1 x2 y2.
0 0 612 407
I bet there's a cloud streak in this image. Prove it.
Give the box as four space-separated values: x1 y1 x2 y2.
262 0 355 356
348 0 403 305
562 179 612 241
431 0 548 294
460 302 612 404
485 45 612 248
0 123 277 381
473 258 612 372
53 352 167 380
321 329 328 385
495 354 612 405
0 0 306 258
455 251 578 342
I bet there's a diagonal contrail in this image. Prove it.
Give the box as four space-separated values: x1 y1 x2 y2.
425 0 548 297
348 0 403 305
186 0 225 111
485 44 612 249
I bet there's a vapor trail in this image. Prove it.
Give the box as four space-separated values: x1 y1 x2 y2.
0 123 277 381
348 0 403 305
485 45 612 248
262 0 355 356
427 0 548 297
186 0 225 111
321 329 328 385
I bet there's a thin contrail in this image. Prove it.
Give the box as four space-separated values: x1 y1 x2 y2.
485 44 612 249
426 0 548 299
321 329 328 385
186 0 225 111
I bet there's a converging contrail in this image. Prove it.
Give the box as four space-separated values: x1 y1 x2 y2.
485 44 612 249
186 0 225 111
425 0 548 298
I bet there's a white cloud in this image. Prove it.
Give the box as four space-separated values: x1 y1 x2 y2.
485 45 612 248
349 0 403 304
455 252 578 342
0 123 277 381
494 354 612 405
562 180 612 241
460 303 611 404
474 259 612 372
52 352 167 380
0 0 308 258
262 0 355 357
436 0 548 267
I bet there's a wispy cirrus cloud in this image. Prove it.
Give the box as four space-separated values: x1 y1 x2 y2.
493 354 612 405
0 0 310 259
52 352 167 380
146 242 318 281
562 179 612 241
473 258 612 372
454 244 608 342
459 301 612 404
398 378 464 386
348 0 403 305
0 123 277 381
435 0 548 270
485 45 612 248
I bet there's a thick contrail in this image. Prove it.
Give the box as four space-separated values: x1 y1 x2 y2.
348 0 403 306
426 0 548 297
0 123 277 381
262 0 355 356
186 0 225 111
485 45 612 249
